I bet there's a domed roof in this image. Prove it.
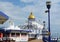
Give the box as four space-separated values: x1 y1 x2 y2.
28 12 35 19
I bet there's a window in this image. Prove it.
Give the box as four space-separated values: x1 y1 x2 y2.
6 33 9 37
21 33 27 36
16 33 20 37
11 33 15 37
21 33 27 35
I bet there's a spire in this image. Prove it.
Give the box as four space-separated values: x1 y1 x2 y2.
28 12 35 19
9 20 14 25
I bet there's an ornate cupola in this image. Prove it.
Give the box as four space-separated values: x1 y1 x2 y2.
28 12 35 19
28 12 35 21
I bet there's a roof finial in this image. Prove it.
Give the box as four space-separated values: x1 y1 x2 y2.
31 12 32 15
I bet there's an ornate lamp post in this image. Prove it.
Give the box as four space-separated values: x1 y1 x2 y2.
46 1 51 42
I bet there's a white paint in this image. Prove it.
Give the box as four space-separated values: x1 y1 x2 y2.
20 35 28 41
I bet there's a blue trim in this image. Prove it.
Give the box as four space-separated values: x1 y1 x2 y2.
0 28 5 33
6 30 20 33
20 30 32 32
6 30 31 33
0 29 31 33
0 11 9 19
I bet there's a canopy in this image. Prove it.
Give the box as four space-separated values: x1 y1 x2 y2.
0 11 9 24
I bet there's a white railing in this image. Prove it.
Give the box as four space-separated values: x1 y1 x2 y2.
3 37 21 41
3 37 13 40
0 38 2 41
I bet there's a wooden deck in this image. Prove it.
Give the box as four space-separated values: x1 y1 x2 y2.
29 39 43 42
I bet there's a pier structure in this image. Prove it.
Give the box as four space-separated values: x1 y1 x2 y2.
0 12 44 42
4 21 31 42
21 12 44 41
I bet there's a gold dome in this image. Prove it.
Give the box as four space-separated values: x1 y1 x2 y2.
28 12 35 19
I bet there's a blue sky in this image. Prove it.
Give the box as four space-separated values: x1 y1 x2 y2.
0 0 60 36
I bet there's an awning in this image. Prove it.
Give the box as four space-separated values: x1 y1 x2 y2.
0 11 9 24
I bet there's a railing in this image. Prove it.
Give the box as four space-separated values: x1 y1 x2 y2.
2 37 14 40
0 38 3 41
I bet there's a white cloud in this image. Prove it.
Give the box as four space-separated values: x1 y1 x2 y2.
21 0 60 20
50 0 60 4
20 0 35 3
0 0 60 26
0 2 25 20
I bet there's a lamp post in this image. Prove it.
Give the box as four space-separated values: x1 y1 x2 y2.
46 1 51 42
